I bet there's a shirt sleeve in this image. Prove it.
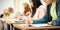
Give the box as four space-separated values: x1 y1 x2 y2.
33 5 46 19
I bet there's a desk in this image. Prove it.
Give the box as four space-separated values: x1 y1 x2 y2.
0 18 25 30
0 18 60 30
13 24 60 30
0 19 25 30
5 20 24 30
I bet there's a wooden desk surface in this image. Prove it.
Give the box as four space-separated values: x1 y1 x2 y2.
13 24 60 30
0 19 60 30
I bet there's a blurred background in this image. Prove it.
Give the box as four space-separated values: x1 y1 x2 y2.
0 0 42 16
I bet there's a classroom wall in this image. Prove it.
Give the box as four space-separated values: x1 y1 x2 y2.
0 0 14 15
0 0 31 15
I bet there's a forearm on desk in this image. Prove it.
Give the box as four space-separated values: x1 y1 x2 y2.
32 18 50 24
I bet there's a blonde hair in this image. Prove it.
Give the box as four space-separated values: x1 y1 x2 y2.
4 9 8 14
3 8 9 18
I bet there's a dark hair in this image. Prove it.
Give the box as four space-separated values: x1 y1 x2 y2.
8 7 14 13
0 14 3 18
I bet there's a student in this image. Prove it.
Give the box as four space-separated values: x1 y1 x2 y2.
2 9 9 18
16 3 32 20
26 0 52 24
8 7 16 19
2 9 9 30
50 0 60 26
27 0 60 26
8 7 14 16
43 0 59 26
7 7 20 30
0 9 9 30
0 9 9 18
23 3 32 18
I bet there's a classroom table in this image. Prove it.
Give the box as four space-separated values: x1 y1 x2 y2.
0 18 60 30
13 24 60 30
0 18 23 30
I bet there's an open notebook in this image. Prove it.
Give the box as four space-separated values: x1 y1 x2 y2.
31 24 52 27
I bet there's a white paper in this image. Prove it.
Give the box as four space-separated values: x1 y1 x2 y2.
31 24 52 27
19 23 52 27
